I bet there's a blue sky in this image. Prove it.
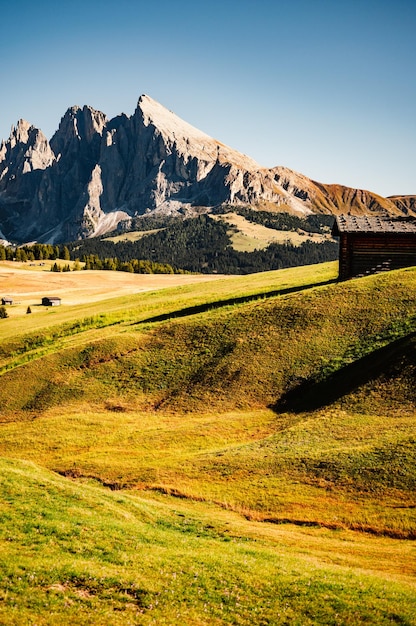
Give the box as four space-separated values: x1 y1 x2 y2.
1 0 415 197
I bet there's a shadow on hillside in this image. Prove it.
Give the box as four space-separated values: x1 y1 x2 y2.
134 278 337 325
273 332 416 414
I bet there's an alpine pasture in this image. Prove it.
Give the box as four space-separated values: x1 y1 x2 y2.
1 259 415 625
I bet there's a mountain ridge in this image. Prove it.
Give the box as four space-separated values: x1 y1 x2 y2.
0 94 415 244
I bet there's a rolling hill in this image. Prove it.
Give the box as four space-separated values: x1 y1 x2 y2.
0 261 415 624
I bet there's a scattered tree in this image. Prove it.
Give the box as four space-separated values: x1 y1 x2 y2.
61 246 71 261
0 306 8 319
15 248 28 262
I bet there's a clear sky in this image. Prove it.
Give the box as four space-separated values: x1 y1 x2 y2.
1 0 415 197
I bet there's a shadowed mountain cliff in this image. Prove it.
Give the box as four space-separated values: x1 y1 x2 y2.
0 95 414 243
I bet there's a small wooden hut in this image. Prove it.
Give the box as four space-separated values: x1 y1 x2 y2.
1 297 13 305
42 296 62 306
332 215 416 280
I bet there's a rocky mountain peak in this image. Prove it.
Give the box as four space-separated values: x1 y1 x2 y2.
50 105 108 157
10 119 32 145
134 94 260 172
0 120 55 196
0 94 414 244
136 94 211 140
3 120 53 161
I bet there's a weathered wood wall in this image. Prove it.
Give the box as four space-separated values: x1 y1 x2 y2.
339 233 416 280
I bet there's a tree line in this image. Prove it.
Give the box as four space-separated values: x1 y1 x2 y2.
69 214 338 274
0 243 71 262
1 210 339 275
81 255 183 274
0 244 181 275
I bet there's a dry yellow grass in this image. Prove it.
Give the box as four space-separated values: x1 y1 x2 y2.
212 212 332 251
103 228 164 242
0 261 225 315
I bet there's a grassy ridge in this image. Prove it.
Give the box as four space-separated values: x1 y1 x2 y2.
0 266 414 415
122 267 416 413
1 262 416 623
0 262 337 370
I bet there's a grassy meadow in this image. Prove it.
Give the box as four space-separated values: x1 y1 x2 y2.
0 260 415 624
211 212 332 252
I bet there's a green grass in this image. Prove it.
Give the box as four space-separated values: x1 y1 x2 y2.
1 405 414 538
0 262 416 623
1 457 416 625
0 261 338 357
2 265 414 414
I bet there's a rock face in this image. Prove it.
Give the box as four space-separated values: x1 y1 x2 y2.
0 120 55 239
0 95 415 243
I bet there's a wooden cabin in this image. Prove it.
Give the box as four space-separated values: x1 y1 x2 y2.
332 215 416 281
42 296 61 307
1 297 13 305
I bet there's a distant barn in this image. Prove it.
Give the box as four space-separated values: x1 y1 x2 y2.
332 215 416 281
42 296 61 307
1 297 13 305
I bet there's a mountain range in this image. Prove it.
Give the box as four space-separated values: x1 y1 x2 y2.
0 94 415 244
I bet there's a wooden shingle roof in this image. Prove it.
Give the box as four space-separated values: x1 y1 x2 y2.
333 215 416 235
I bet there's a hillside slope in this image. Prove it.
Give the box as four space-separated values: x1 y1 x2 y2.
0 266 415 416
1 457 415 625
0 263 415 624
